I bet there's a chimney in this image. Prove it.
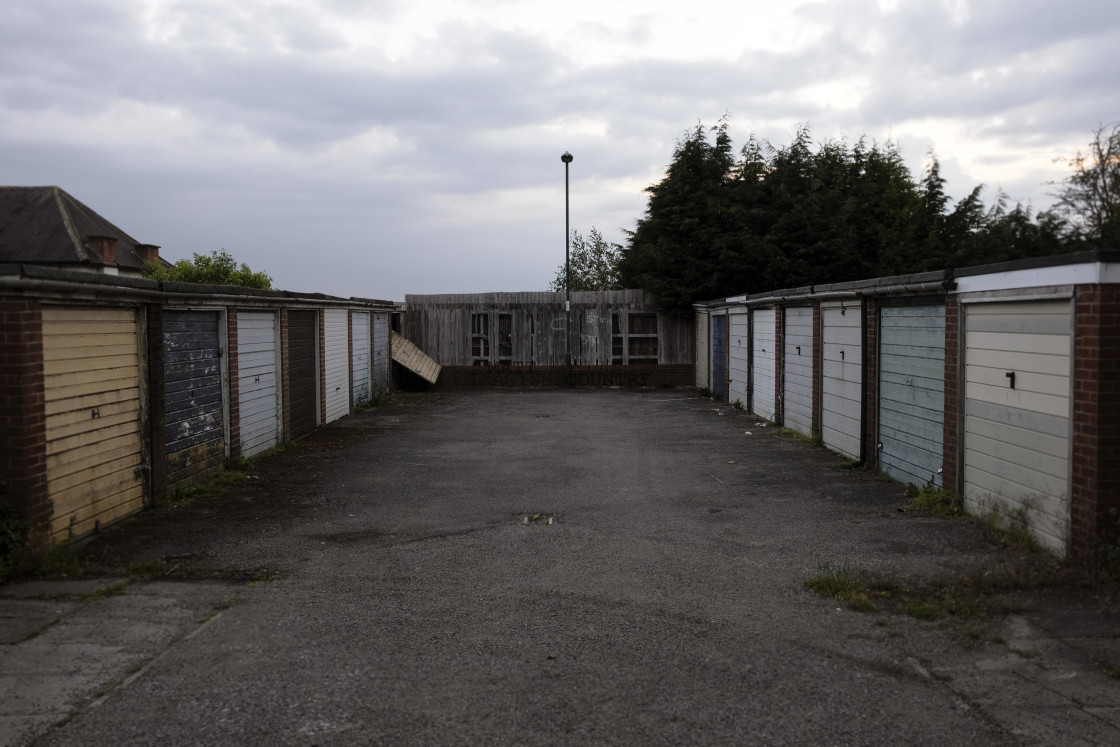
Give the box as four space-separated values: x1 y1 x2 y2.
88 236 118 266
135 244 161 264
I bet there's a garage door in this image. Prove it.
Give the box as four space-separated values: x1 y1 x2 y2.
729 311 750 407
752 308 777 420
288 310 318 439
879 305 945 487
164 310 224 486
783 306 813 436
963 300 1071 554
43 306 144 541
323 309 350 424
237 310 280 458
352 311 371 406
821 301 862 460
711 313 728 401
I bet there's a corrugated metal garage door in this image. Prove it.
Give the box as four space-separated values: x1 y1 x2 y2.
821 301 862 460
783 306 813 436
711 313 728 401
323 309 350 424
237 310 280 458
288 310 318 439
879 306 945 487
729 311 750 407
695 310 709 390
752 308 777 420
372 312 390 396
43 306 144 541
351 311 371 406
963 300 1071 554
163 310 224 486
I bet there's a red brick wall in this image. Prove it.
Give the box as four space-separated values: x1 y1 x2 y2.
1071 285 1120 561
0 300 49 544
941 297 961 493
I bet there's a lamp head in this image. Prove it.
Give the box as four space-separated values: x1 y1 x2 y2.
561 152 573 163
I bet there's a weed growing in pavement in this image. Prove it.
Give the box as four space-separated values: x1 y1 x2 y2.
803 559 1058 635
696 386 713 399
732 399 744 410
904 481 964 518
160 471 249 511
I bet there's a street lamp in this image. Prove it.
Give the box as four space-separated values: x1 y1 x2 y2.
561 151 573 379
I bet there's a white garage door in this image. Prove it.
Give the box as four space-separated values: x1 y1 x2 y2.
783 306 814 436
752 308 777 420
879 305 945 487
728 310 750 407
323 309 350 424
963 300 1071 554
821 301 862 460
237 311 280 458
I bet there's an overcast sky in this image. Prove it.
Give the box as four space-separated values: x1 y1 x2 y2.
3 0 1118 300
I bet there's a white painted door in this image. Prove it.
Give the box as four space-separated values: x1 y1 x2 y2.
351 311 371 406
783 306 814 436
323 309 350 424
963 299 1071 555
821 301 862 460
879 306 945 487
752 308 777 420
728 310 750 406
372 312 390 396
237 310 280 458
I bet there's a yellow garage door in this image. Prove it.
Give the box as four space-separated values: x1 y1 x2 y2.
43 306 145 542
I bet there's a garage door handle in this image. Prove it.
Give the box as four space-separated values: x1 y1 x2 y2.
1006 371 1016 389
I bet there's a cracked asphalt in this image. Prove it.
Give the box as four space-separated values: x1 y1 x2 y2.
3 389 1119 745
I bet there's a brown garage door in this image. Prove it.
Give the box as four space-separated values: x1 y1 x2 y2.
288 310 318 439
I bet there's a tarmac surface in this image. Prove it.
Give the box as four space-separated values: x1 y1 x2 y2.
2 389 1119 745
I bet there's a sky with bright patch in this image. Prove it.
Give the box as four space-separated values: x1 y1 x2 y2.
3 0 1118 300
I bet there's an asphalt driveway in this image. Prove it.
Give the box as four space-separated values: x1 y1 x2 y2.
3 389 1119 745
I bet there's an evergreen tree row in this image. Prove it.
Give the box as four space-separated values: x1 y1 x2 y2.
618 121 1074 313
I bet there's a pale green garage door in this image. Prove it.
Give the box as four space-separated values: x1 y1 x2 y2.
878 306 945 487
963 300 1072 555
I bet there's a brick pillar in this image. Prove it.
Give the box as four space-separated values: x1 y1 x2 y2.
318 311 326 426
146 304 168 504
280 309 291 441
0 300 49 546
941 297 961 493
347 311 355 415
812 302 822 438
1070 285 1120 562
774 307 784 425
226 307 241 463
863 297 879 466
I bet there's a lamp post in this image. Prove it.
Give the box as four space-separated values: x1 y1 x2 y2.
561 151 573 379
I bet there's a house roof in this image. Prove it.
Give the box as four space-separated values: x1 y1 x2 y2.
0 186 156 271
